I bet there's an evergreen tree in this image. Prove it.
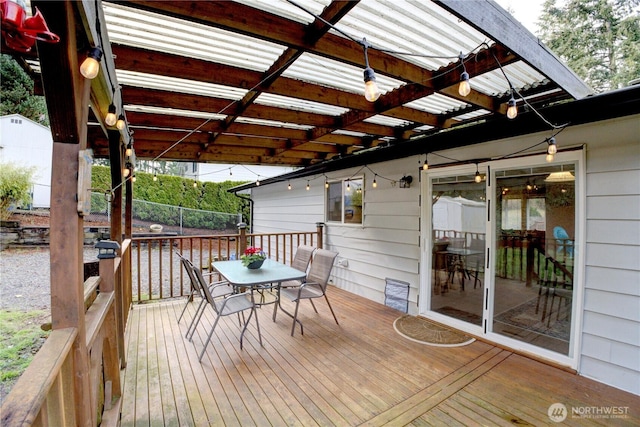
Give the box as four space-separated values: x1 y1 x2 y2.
538 0 640 93
0 54 49 125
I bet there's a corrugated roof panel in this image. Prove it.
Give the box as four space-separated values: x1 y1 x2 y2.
331 0 492 71
282 52 406 95
331 129 368 137
125 105 227 121
117 70 248 100
104 3 286 72
255 93 349 116
246 0 331 25
364 115 412 127
235 117 314 130
470 63 549 96
453 109 492 121
405 93 470 114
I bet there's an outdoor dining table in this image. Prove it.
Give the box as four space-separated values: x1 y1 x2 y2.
211 258 306 321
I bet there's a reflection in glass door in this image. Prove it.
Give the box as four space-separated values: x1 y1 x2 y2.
430 172 486 326
492 164 575 355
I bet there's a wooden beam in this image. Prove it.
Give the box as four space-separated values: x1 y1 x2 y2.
439 0 592 99
32 1 94 424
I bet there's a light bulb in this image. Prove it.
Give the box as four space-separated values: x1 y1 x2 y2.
125 143 132 158
547 137 557 155
116 114 125 130
123 167 130 178
363 67 381 102
423 162 428 171
458 71 470 97
80 47 102 79
131 174 136 183
193 181 198 188
153 174 158 182
287 182 292 190
105 104 117 126
306 182 310 191
506 96 518 119
546 153 554 163
256 180 260 186
475 171 482 183
325 181 329 189
372 177 377 188
346 181 351 191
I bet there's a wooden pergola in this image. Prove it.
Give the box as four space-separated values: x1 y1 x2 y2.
1 1 601 425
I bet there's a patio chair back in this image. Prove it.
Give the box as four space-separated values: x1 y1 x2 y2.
292 245 315 273
188 263 262 361
307 249 338 292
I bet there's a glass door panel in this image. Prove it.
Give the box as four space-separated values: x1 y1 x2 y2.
492 164 575 355
430 173 486 326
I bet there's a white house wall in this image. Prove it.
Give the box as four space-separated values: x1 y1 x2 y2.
250 114 640 395
0 114 53 208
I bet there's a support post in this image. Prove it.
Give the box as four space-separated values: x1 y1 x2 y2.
316 222 325 249
238 222 247 257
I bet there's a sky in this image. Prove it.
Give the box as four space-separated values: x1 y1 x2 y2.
494 0 545 34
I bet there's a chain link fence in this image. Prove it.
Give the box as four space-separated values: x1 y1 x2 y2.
86 192 241 235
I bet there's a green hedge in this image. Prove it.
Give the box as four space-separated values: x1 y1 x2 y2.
91 166 250 225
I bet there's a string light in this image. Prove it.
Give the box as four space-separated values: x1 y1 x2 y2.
116 114 125 130
125 142 133 157
372 175 377 188
306 181 310 191
131 174 136 183
80 47 102 79
458 52 471 97
423 154 429 171
123 164 131 178
105 104 117 126
362 38 381 102
193 180 198 188
256 179 260 186
474 164 482 183
287 181 292 190
346 180 351 191
325 180 329 189
506 93 518 119
547 137 558 155
153 173 158 182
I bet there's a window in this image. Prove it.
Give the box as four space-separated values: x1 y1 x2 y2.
326 177 363 224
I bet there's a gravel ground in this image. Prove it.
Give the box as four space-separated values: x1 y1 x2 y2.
0 247 100 313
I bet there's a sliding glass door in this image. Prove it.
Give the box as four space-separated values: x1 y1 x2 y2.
425 155 580 360
429 169 486 327
492 163 576 355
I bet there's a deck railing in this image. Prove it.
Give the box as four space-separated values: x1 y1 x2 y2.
1 240 131 426
130 224 324 302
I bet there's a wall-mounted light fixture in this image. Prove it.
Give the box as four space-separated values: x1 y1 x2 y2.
399 175 413 188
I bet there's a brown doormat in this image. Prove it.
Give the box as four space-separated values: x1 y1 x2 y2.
393 315 475 347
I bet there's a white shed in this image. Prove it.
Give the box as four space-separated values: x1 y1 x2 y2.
0 114 53 208
432 196 485 234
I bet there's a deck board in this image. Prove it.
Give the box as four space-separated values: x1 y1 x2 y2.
120 287 640 426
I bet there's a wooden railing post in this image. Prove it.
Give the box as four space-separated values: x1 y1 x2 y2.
238 223 248 256
316 222 324 249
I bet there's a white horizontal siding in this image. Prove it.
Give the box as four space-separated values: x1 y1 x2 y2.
249 114 640 394
579 355 640 396
581 115 640 395
587 219 640 245
585 266 640 296
583 289 640 323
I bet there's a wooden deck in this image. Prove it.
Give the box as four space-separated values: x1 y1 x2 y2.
121 287 639 426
